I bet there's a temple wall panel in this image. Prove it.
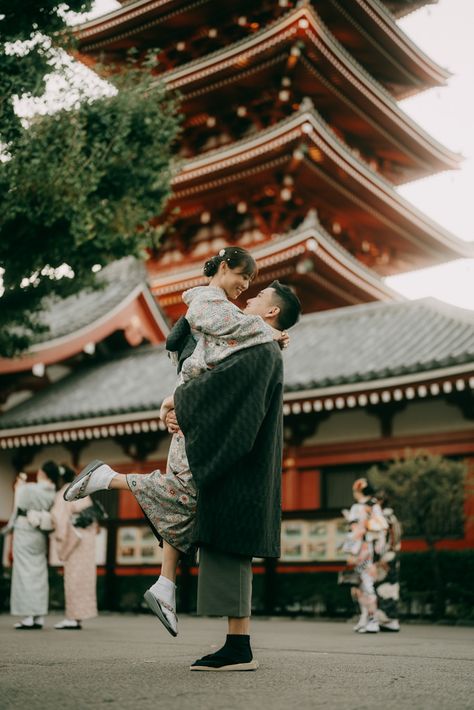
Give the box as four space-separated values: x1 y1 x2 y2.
303 409 380 445
392 399 473 437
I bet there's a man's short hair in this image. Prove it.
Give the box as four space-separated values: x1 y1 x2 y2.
269 281 301 330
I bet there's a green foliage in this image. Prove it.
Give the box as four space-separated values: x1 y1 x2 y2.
0 5 181 356
0 1 93 143
368 452 466 543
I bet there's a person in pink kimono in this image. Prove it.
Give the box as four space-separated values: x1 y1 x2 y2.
64 247 298 639
51 465 98 630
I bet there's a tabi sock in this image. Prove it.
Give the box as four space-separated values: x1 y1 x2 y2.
149 575 176 609
21 616 35 627
197 635 253 667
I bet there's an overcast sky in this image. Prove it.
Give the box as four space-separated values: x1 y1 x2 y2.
60 0 474 311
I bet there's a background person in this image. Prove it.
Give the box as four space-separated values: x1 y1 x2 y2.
342 478 387 634
51 464 100 630
374 489 402 632
9 461 60 629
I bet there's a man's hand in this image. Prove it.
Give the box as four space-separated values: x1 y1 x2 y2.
272 328 289 350
159 394 175 423
165 409 182 435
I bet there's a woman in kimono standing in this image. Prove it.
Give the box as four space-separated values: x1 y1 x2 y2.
10 461 60 629
51 465 98 630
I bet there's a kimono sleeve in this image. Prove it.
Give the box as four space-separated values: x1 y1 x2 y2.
174 342 282 489
185 289 274 345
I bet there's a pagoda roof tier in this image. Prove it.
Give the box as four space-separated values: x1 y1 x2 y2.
162 4 459 182
148 211 401 320
165 106 473 275
74 0 448 98
313 0 450 99
381 0 438 19
0 258 169 375
1 297 472 447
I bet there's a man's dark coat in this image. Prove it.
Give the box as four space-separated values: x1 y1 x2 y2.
174 342 283 559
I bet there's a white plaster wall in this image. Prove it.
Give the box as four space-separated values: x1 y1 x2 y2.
303 409 380 445
0 452 16 521
393 399 474 437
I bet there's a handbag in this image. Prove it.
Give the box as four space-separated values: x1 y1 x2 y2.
337 569 361 586
72 500 108 529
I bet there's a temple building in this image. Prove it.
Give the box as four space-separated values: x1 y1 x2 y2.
1 0 473 613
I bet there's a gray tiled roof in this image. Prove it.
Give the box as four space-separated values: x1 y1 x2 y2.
0 346 177 429
283 298 474 392
1 298 473 429
32 257 147 344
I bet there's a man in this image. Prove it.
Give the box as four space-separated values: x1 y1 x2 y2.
65 281 301 669
166 281 301 670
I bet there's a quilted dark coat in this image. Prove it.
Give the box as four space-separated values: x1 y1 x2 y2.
165 316 195 373
174 342 283 558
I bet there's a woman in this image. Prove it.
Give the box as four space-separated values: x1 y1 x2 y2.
342 478 388 634
64 247 289 636
10 461 60 629
51 465 98 630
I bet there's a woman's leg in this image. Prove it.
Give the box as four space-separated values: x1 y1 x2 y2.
108 474 130 491
161 541 181 583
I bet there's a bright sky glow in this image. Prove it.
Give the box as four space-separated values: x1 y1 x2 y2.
386 0 474 310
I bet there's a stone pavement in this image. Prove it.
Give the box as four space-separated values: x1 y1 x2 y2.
1 614 473 710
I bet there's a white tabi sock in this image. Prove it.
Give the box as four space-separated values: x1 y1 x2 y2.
149 575 176 610
21 616 35 627
33 616 44 626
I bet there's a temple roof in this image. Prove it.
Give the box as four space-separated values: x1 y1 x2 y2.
283 297 474 392
0 258 169 375
315 0 450 99
381 0 438 19
162 3 458 180
166 105 473 273
149 211 401 317
1 297 472 444
74 0 448 98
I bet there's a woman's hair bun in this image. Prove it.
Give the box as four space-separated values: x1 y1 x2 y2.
203 257 219 277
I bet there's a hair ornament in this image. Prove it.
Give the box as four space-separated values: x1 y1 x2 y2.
218 249 226 257
59 465 66 476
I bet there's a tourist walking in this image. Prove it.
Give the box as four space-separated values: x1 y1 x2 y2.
51 465 99 630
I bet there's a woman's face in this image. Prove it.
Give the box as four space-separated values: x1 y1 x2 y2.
215 262 252 300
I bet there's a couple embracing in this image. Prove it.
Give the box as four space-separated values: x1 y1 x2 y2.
65 246 301 671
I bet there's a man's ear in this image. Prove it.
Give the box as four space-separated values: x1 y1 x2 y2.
267 305 281 320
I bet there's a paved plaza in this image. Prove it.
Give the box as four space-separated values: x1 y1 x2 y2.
1 614 473 710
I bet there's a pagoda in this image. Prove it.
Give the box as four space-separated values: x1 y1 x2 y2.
0 0 473 615
72 0 472 320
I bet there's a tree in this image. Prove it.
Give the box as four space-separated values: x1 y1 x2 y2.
368 451 467 618
0 3 181 356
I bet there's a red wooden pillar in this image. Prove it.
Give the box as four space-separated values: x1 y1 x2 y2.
282 451 299 511
464 456 474 547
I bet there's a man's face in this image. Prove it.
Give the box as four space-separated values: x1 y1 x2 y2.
244 288 277 322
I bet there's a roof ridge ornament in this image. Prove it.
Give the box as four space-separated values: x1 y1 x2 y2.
300 96 314 111
301 209 321 229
